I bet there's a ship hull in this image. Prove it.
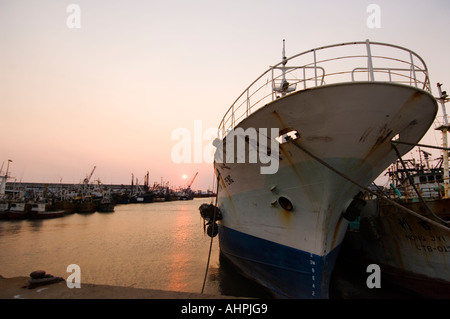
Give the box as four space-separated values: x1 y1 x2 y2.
344 198 450 298
6 202 32 219
214 82 437 298
219 225 342 298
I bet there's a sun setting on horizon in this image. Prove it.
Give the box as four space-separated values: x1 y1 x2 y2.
0 0 449 192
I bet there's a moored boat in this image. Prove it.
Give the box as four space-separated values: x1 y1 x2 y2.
0 160 12 219
209 40 438 298
75 196 97 213
53 199 77 214
96 191 115 213
7 201 32 219
29 201 65 219
342 84 450 298
0 201 9 219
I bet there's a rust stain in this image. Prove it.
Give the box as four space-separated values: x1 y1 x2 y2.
272 110 289 130
410 91 425 100
330 214 345 249
272 110 305 182
359 127 374 143
374 124 393 146
363 90 427 160
280 209 292 225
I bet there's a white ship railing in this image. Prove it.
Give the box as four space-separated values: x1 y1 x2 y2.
219 40 432 137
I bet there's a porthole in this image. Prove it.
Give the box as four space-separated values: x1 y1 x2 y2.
278 196 293 211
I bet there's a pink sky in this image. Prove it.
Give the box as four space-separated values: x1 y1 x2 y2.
1 0 449 190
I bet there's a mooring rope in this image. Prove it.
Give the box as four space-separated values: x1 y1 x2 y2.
287 138 450 231
392 140 450 152
201 170 221 294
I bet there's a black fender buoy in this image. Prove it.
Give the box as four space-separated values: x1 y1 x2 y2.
206 222 219 237
199 203 222 222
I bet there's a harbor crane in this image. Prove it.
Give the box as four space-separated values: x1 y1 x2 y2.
83 166 96 184
187 172 198 189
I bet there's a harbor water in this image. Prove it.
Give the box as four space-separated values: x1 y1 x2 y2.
0 198 270 298
0 197 415 299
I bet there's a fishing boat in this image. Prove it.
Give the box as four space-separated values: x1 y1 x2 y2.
209 40 438 298
29 201 65 219
96 190 115 212
7 201 32 219
52 197 77 214
75 196 97 213
0 199 9 219
0 160 12 219
343 83 450 298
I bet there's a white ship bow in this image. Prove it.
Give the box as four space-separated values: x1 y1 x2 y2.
211 40 438 298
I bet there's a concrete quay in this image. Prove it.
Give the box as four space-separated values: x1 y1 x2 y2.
0 276 239 299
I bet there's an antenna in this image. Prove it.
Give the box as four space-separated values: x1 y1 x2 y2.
436 83 450 198
273 39 295 96
281 40 288 94
282 39 287 66
437 82 449 126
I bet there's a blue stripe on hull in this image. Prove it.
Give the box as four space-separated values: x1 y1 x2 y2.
218 225 341 299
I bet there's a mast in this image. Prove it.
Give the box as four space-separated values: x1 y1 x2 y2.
281 39 288 96
0 159 12 196
436 83 450 198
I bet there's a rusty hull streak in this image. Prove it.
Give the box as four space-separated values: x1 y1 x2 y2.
272 109 343 251
272 110 305 184
280 207 292 223
272 110 289 132
374 124 393 146
359 127 374 143
272 110 322 208
363 91 424 161
330 213 345 250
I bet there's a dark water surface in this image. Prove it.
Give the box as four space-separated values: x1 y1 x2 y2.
0 198 270 298
0 197 415 299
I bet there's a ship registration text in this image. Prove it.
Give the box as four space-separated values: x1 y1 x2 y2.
181 303 268 316
404 234 450 253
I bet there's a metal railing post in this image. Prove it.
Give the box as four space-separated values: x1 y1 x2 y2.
246 90 249 117
313 50 318 87
231 105 235 129
303 67 306 89
409 52 418 87
365 39 375 81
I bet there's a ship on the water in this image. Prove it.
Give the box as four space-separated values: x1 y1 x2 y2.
343 83 450 298
209 40 438 298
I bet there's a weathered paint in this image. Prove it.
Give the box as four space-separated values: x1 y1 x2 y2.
215 82 437 298
345 198 450 298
